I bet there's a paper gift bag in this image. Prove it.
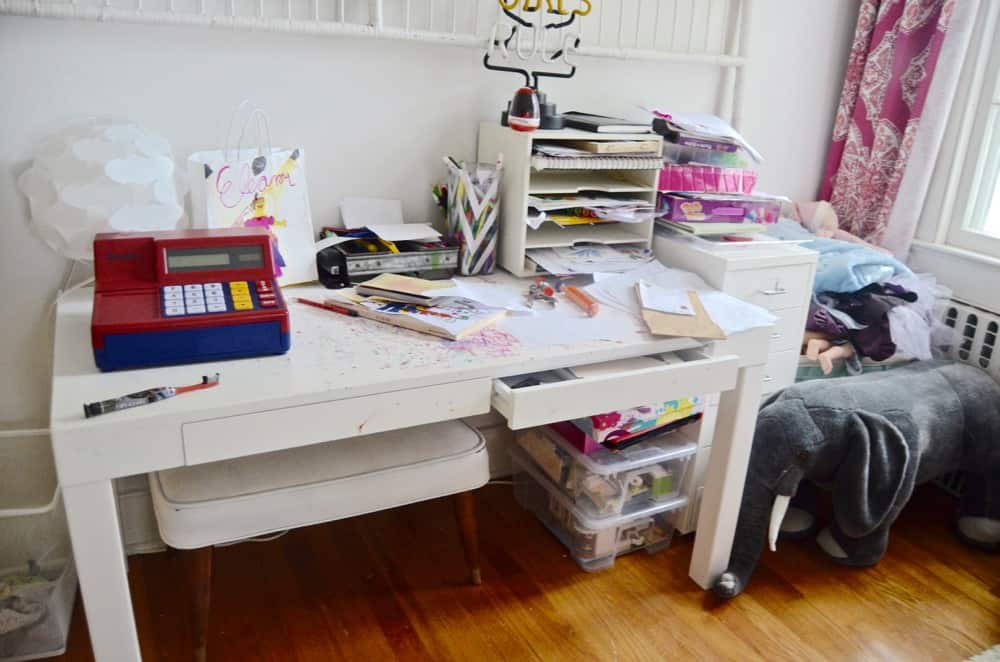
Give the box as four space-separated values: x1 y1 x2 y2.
188 107 317 286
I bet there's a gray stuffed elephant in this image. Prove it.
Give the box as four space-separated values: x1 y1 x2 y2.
713 360 1000 599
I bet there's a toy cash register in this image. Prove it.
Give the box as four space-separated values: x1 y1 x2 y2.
91 228 290 371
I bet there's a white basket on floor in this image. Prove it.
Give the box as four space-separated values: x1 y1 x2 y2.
0 430 77 662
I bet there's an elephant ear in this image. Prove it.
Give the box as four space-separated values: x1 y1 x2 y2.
833 410 918 539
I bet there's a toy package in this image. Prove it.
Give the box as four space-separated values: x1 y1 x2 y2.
568 395 704 449
657 192 781 225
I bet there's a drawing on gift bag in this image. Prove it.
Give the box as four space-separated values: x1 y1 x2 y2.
188 103 318 286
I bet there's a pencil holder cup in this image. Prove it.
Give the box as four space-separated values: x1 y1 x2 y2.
444 157 502 276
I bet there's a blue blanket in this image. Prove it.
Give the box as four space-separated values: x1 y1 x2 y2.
766 219 913 294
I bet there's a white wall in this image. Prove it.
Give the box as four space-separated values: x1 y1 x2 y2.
0 0 857 429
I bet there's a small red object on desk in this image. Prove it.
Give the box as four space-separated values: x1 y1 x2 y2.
563 285 600 317
295 297 358 317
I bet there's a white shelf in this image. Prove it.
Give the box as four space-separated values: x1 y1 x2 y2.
529 172 654 195
525 224 652 249
478 123 661 277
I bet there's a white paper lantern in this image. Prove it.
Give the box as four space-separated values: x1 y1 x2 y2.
17 119 184 261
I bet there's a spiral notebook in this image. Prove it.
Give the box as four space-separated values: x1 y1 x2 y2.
531 154 664 171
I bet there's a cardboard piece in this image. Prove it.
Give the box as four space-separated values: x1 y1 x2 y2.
637 286 726 340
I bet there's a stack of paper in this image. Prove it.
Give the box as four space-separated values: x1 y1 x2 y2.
527 245 654 275
531 140 663 171
355 273 531 315
527 194 656 230
647 111 762 163
584 262 777 337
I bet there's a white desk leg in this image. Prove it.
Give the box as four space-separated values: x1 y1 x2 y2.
689 364 764 589
63 480 142 662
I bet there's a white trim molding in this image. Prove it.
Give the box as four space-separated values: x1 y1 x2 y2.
908 240 1000 314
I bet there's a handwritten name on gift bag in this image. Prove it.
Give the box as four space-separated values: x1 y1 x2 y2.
188 105 317 286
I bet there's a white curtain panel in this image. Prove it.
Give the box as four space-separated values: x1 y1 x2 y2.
882 0 981 257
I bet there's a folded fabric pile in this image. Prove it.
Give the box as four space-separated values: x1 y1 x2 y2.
766 217 954 374
0 567 52 638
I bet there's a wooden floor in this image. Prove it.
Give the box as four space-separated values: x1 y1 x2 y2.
59 484 998 662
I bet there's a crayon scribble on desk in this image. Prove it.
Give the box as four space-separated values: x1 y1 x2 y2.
447 328 521 357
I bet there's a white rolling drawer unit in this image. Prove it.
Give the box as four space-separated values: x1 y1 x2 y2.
653 228 818 532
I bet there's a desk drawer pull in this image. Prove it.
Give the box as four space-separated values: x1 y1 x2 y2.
760 285 788 296
770 332 783 340
762 375 774 383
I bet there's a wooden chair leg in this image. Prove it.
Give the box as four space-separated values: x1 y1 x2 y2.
453 490 482 585
189 546 213 662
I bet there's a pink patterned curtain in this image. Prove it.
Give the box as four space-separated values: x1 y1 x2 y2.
820 0 955 245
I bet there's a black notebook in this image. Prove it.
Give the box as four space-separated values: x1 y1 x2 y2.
562 112 652 134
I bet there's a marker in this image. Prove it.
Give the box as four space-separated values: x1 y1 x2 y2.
83 374 220 419
563 285 600 317
296 297 359 317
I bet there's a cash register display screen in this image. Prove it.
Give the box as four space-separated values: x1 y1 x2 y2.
166 246 264 273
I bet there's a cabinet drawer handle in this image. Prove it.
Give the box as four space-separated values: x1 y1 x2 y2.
770 332 783 340
762 375 774 383
760 287 788 296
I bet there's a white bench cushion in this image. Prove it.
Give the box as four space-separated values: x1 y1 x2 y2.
150 420 488 549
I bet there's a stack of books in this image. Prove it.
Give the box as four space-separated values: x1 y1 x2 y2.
651 112 783 238
326 274 506 341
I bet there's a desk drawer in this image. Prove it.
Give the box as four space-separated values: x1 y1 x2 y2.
761 349 800 394
492 350 738 430
724 265 812 311
182 378 492 465
768 308 806 353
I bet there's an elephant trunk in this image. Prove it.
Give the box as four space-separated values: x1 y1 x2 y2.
713 465 803 599
712 474 776 599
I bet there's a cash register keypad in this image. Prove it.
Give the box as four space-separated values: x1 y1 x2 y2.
162 281 278 317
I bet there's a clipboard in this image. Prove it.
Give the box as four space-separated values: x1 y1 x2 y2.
636 286 726 340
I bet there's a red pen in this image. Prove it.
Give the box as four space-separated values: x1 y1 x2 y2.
295 297 359 317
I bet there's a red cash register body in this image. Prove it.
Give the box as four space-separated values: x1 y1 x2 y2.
91 228 290 371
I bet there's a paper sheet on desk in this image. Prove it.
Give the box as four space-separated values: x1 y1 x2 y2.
527 245 654 274
431 279 534 315
586 262 776 335
368 223 441 242
638 279 695 316
499 304 649 346
315 234 356 253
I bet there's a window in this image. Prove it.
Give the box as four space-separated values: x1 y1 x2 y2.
944 4 1000 258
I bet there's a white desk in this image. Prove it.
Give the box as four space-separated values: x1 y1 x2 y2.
50 274 769 661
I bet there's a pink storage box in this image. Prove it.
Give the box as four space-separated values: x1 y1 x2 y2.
658 164 757 195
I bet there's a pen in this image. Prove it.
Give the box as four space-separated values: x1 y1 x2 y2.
83 374 220 418
564 285 600 317
296 297 359 317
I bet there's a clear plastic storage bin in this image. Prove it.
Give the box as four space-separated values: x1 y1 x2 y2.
511 447 687 571
515 425 696 518
662 141 753 168
0 430 77 662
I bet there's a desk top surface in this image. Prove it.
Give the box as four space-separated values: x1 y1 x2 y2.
51 273 703 433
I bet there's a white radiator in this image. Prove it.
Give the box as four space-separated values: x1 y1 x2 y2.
942 299 1000 381
935 299 1000 496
